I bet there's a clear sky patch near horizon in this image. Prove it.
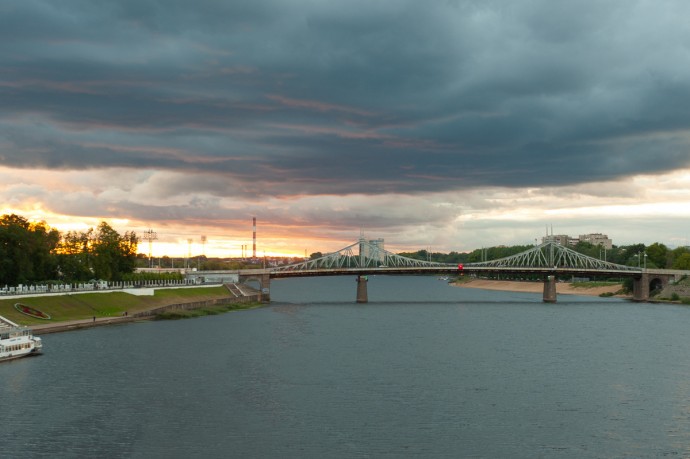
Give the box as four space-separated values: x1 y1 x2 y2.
2 0 690 257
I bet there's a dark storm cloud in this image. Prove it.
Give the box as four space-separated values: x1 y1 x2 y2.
2 0 690 197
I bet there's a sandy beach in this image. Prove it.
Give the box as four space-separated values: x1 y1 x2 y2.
453 278 625 297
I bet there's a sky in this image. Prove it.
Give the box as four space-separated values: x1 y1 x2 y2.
2 0 690 258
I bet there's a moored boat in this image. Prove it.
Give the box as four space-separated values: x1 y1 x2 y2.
0 315 42 362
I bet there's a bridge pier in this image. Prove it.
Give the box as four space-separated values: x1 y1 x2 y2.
356 275 368 303
632 273 650 302
543 275 557 303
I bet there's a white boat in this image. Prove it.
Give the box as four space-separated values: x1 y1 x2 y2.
0 315 42 362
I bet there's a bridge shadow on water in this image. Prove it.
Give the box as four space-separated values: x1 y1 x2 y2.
270 275 624 306
270 298 621 307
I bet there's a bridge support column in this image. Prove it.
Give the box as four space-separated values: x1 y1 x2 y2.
356 275 368 303
543 275 557 303
632 273 650 302
259 274 271 303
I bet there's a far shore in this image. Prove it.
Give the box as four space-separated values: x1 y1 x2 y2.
452 278 627 297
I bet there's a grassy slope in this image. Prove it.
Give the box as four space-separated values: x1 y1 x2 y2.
567 281 622 289
0 286 233 326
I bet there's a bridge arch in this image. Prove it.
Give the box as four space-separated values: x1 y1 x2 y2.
238 273 271 302
632 273 675 301
649 276 666 294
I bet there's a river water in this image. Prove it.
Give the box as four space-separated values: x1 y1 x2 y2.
2 276 690 458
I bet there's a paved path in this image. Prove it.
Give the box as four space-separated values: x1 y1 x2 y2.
31 315 145 335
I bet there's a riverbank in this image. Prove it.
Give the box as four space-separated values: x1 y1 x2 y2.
0 284 262 334
452 278 627 297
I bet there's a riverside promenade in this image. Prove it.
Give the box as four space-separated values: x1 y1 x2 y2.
6 283 262 335
31 315 145 335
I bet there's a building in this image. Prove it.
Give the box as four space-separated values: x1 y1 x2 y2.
542 233 613 250
542 234 577 246
578 233 613 250
360 237 385 263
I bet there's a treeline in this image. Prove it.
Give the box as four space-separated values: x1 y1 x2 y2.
399 241 690 269
0 214 138 286
399 245 535 264
564 241 690 269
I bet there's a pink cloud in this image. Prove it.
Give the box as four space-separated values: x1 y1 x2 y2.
266 94 375 117
270 123 391 140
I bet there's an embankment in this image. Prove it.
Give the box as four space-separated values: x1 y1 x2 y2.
1 284 261 334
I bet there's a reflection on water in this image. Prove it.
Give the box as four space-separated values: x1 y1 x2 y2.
2 276 690 458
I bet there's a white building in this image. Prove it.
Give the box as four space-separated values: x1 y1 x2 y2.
361 238 385 263
542 234 577 246
542 233 613 250
578 233 613 250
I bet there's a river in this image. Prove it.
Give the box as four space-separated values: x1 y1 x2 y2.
2 276 690 458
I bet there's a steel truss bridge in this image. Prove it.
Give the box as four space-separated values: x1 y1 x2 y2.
272 238 641 274
230 238 676 303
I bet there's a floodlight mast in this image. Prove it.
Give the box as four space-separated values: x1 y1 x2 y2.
199 235 207 270
187 238 193 270
142 229 158 268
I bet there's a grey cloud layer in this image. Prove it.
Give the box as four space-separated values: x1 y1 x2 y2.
2 0 690 198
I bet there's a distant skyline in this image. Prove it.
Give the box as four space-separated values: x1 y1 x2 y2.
2 1 690 257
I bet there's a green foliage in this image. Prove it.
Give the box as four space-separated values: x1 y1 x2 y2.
673 253 690 270
398 249 467 263
646 242 669 269
401 240 689 272
121 272 185 282
621 277 634 294
56 230 92 281
90 222 138 281
154 302 260 320
572 241 600 259
570 281 620 288
0 214 60 285
0 213 138 285
671 293 680 301
467 245 534 263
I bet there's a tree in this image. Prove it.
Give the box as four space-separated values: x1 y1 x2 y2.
55 229 93 281
619 243 647 266
90 222 138 281
673 253 690 270
0 214 60 285
669 247 690 269
54 222 139 282
27 221 60 281
573 241 599 259
646 242 669 269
